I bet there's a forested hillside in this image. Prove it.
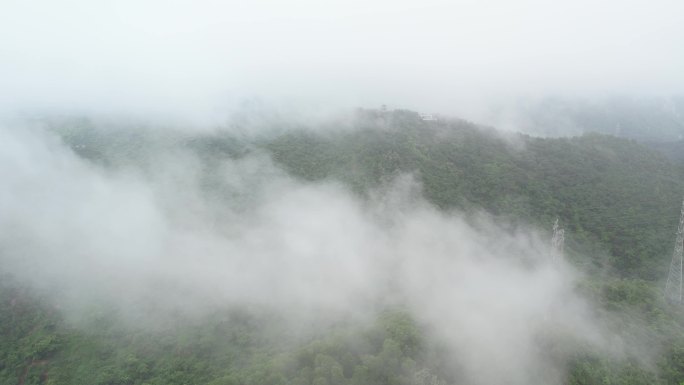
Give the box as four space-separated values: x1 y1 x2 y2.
3 110 684 384
263 110 684 279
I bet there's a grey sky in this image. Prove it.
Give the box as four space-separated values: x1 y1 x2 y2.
1 0 683 121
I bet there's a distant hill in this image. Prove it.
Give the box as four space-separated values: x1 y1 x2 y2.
491 96 684 142
646 140 684 165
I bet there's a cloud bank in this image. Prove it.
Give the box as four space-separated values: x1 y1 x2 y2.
0 123 622 384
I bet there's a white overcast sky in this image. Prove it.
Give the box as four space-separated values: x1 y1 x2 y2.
1 0 683 121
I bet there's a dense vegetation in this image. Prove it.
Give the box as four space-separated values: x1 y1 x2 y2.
3 109 684 384
1 275 442 385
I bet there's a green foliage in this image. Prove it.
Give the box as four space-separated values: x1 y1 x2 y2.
0 286 442 385
5 110 684 384
264 114 684 279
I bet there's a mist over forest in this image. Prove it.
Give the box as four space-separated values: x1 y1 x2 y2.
2 1 684 384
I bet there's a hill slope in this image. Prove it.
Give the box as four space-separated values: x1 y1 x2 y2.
3 110 684 384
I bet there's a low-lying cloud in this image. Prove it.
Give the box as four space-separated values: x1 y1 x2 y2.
0 123 624 384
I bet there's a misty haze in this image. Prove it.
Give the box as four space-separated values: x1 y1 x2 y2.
2 1 684 385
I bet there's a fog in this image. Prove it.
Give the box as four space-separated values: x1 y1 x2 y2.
1 1 677 382
2 0 683 123
1 123 633 384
